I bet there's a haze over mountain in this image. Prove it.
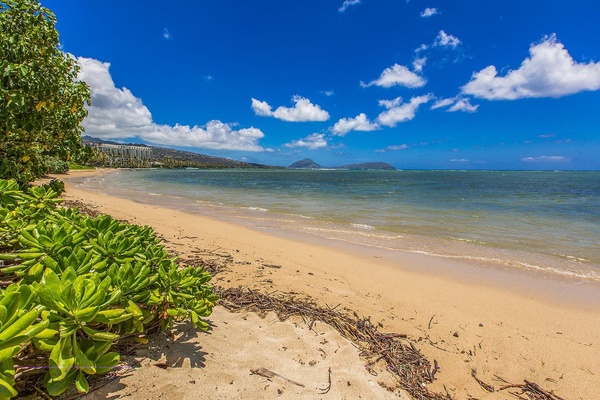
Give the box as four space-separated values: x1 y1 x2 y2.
288 159 396 170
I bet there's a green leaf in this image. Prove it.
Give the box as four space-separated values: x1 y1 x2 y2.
75 370 89 393
95 352 120 375
44 369 78 397
72 340 95 375
0 308 40 342
0 346 20 364
0 377 18 399
81 326 119 342
48 336 74 380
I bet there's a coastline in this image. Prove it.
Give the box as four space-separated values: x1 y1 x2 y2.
59 169 600 399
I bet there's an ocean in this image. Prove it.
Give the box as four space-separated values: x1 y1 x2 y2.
75 169 600 283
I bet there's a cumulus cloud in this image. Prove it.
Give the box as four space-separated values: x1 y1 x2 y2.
420 7 439 17
250 98 273 116
251 96 330 122
376 95 433 127
521 155 569 162
462 34 600 100
331 113 380 136
338 0 360 12
77 57 265 151
434 30 461 48
285 133 328 150
361 64 426 88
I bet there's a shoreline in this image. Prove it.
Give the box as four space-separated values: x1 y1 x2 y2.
65 168 600 308
70 167 600 286
58 170 600 399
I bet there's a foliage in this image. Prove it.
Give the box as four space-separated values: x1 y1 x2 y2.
43 157 69 174
0 0 90 186
45 178 65 196
0 179 218 397
67 162 95 171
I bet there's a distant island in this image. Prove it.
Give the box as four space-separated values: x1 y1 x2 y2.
288 158 396 170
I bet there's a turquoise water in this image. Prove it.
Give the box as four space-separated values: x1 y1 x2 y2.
76 169 600 282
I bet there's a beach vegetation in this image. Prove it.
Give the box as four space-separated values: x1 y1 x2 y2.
0 0 90 186
0 178 218 397
67 162 95 171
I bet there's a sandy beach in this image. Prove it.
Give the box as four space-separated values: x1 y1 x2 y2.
56 170 600 400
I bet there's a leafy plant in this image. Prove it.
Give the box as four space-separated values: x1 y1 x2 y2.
0 284 49 398
0 179 218 397
31 268 129 395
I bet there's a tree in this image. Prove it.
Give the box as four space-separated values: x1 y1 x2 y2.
0 0 90 186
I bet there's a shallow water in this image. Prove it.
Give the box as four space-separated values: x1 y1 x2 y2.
76 169 600 282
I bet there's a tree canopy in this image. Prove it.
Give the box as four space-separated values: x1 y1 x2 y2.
0 0 90 185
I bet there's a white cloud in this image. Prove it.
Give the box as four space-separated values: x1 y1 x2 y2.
250 98 273 116
321 90 335 96
338 0 360 12
434 30 461 48
415 44 428 53
285 133 328 150
163 28 172 40
462 34 600 100
448 98 479 112
142 122 266 151
450 159 469 162
386 144 409 151
77 57 265 151
413 56 427 73
376 144 408 153
430 96 479 112
521 155 569 162
420 7 439 17
251 96 330 122
331 113 380 136
376 95 433 127
430 96 457 110
361 64 426 88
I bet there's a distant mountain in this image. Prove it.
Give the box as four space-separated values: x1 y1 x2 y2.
288 159 323 169
288 159 395 170
82 136 277 169
336 162 396 170
82 135 130 146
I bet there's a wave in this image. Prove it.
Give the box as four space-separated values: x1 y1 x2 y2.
351 223 376 230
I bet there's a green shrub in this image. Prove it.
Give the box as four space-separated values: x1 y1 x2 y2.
1 0 91 186
43 157 69 174
0 179 218 397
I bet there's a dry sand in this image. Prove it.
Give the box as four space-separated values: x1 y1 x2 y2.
55 170 599 400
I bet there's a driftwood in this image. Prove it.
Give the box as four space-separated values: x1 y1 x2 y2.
216 286 446 399
250 367 305 387
216 286 569 400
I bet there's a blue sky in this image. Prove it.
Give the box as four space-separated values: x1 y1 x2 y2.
46 0 600 169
